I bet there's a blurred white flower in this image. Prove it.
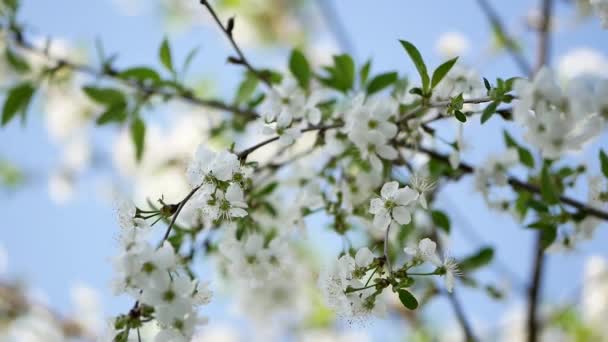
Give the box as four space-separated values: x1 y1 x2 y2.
558 48 608 80
435 31 470 58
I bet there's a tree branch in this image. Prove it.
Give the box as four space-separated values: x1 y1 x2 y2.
535 0 552 73
236 122 343 160
475 0 532 75
526 234 545 342
7 30 260 119
415 146 608 221
198 0 273 87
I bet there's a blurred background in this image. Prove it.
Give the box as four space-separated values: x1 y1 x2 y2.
1 0 607 340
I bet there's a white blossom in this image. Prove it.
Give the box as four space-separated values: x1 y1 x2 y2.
370 181 419 229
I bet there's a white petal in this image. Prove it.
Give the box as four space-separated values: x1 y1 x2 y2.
373 212 391 230
369 198 385 214
225 183 244 203
229 207 248 217
355 247 375 268
376 144 398 160
395 186 419 206
380 181 399 199
392 206 411 225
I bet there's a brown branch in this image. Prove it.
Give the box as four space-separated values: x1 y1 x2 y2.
447 291 477 342
535 0 553 73
526 235 546 342
198 0 273 87
527 1 553 340
475 0 532 75
236 122 343 160
8 30 259 119
415 146 608 221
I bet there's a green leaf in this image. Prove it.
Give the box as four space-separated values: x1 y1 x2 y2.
503 130 517 148
600 149 608 178
5 47 30 73
483 77 491 92
518 147 535 168
320 54 355 92
366 72 398 95
159 37 174 73
359 60 372 86
481 101 499 124
83 86 126 106
431 57 458 89
459 247 494 272
431 210 451 233
96 103 127 125
1 82 35 126
130 117 146 162
539 225 557 250
254 182 279 197
540 166 560 205
288 49 311 90
397 289 419 310
119 67 161 84
235 72 258 105
454 110 467 123
333 54 355 91
181 46 200 76
399 40 429 92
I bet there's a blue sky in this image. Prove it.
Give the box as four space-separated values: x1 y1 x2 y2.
1 0 607 338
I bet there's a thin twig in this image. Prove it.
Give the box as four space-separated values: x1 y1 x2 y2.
161 185 202 242
475 0 532 75
198 0 272 87
447 290 477 342
236 122 343 160
314 0 356 55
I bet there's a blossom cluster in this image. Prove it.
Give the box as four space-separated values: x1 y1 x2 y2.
185 146 251 224
513 68 607 158
111 199 212 341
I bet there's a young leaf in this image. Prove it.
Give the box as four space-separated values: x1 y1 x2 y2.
459 247 494 272
518 147 535 168
235 72 258 104
483 77 491 92
503 130 519 148
366 71 398 95
539 225 557 250
96 103 127 125
119 66 162 84
431 210 451 233
397 289 419 310
540 166 559 205
481 101 499 124
289 49 311 90
600 149 608 178
454 110 467 123
1 82 35 126
359 60 372 86
333 54 355 91
83 86 126 106
130 117 146 162
399 40 429 92
431 57 458 89
159 37 174 73
5 47 30 73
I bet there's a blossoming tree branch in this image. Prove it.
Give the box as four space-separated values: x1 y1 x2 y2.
1 0 608 341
